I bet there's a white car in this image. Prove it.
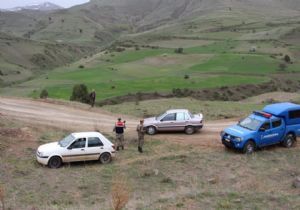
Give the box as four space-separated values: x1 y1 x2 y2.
36 132 116 168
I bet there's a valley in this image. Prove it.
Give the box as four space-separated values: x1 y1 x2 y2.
0 0 299 209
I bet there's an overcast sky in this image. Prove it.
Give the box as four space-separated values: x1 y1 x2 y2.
0 0 90 9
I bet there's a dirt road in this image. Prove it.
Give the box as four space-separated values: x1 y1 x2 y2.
0 97 234 148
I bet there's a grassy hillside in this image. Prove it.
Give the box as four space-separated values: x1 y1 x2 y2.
0 0 299 101
0 32 96 86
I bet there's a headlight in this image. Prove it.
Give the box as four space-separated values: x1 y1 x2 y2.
37 151 44 157
235 137 242 142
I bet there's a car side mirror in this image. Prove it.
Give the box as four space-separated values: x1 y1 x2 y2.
67 146 73 150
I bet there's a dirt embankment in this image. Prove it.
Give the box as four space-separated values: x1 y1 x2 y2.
98 78 300 106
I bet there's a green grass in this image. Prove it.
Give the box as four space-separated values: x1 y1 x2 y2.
108 48 173 64
189 54 279 74
32 73 267 100
185 41 239 54
21 45 277 100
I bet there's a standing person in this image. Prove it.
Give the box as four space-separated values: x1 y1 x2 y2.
113 118 126 151
136 120 145 153
89 89 96 107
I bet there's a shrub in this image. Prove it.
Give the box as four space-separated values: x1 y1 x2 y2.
0 184 4 210
40 89 48 99
175 48 184 54
184 74 190 79
70 84 89 103
78 65 85 69
284 55 291 63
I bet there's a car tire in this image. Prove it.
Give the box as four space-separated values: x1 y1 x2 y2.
243 141 255 154
282 134 295 148
48 156 62 168
185 126 195 135
147 126 156 135
99 152 112 164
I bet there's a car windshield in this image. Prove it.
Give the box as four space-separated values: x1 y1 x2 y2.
238 117 262 131
188 111 194 118
59 134 75 147
156 112 166 120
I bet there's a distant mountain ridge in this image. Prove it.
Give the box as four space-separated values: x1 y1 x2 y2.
5 2 63 12
0 0 299 45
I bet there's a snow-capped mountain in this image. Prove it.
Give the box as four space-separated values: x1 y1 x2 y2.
6 2 63 12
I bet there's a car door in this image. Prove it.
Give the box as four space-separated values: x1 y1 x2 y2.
157 113 176 131
175 112 187 131
269 119 285 144
63 138 87 162
85 137 105 161
258 121 273 146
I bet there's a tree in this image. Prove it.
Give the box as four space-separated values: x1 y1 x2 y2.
79 29 83 33
40 89 48 99
284 55 291 63
70 84 89 103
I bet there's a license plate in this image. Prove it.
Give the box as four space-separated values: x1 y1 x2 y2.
225 138 230 142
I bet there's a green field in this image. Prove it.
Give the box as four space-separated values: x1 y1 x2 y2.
1 6 300 102
6 42 295 101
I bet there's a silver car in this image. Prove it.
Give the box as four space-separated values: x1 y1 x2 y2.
144 109 203 135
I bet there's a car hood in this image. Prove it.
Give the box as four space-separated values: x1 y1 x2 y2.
38 142 61 153
193 113 203 120
144 117 157 125
224 125 253 138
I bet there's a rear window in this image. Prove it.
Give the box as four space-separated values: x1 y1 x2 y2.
88 137 103 147
272 119 282 128
289 110 300 119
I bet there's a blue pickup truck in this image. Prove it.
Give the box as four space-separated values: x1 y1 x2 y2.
221 102 300 154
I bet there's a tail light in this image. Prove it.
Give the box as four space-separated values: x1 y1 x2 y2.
200 120 203 124
112 145 116 150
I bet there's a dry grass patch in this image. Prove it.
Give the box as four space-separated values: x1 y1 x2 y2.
111 176 131 210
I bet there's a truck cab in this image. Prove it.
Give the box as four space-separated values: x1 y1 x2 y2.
221 102 300 154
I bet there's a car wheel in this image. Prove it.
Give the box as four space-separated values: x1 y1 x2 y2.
48 156 62 168
100 152 112 164
243 141 255 154
185 126 195 135
147 126 156 135
283 134 295 148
